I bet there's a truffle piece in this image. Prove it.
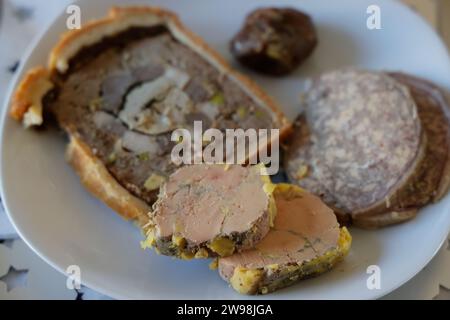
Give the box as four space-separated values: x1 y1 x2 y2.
230 7 317 76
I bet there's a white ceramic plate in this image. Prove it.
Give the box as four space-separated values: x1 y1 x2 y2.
1 0 450 300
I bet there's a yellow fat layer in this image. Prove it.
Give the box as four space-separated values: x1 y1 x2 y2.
172 235 186 248
140 228 156 249
209 259 219 270
195 248 210 259
258 164 277 227
229 227 352 295
273 183 306 196
230 267 264 295
207 237 235 257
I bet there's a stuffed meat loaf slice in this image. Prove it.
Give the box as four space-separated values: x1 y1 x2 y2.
9 7 291 225
217 183 351 295
142 164 277 259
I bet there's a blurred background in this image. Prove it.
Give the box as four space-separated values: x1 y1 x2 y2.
403 0 450 48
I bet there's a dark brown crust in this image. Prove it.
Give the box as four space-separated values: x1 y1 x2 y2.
351 208 418 229
389 73 450 202
353 73 450 227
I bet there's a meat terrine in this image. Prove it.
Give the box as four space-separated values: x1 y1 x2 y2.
217 183 351 295
10 7 291 225
142 164 277 259
284 69 450 228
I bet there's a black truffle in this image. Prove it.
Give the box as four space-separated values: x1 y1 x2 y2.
230 8 318 76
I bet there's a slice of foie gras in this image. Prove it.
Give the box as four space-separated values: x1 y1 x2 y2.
218 183 351 295
142 164 277 259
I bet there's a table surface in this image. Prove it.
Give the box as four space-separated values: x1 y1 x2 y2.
0 0 449 300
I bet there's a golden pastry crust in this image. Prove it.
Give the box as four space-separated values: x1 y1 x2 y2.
9 67 53 126
66 135 151 225
48 7 174 73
